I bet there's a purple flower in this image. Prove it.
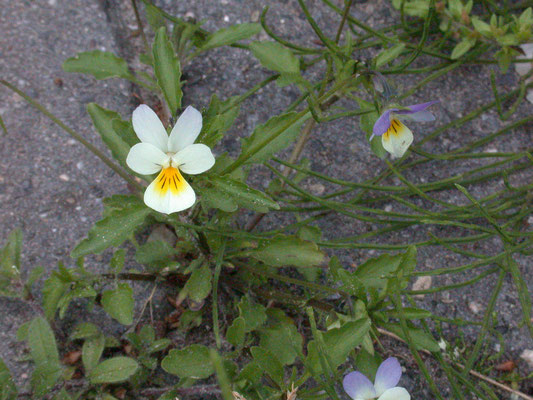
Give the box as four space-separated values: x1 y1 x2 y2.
371 101 438 158
343 357 410 400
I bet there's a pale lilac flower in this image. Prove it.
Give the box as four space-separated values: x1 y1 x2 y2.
371 101 438 158
126 105 215 214
343 357 410 400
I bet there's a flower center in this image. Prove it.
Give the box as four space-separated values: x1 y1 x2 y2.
154 166 186 195
383 118 402 140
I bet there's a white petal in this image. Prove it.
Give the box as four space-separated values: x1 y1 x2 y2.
126 143 168 175
132 104 169 151
377 387 410 400
144 167 196 214
382 119 413 158
374 358 402 396
168 106 203 153
399 110 435 122
172 144 215 175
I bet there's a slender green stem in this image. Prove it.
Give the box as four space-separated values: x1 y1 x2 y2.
0 79 142 192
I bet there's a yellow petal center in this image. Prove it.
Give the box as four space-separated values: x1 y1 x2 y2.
154 166 186 196
383 118 403 141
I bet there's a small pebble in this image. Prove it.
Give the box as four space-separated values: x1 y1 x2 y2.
59 174 69 181
520 349 533 369
468 301 482 314
412 276 432 298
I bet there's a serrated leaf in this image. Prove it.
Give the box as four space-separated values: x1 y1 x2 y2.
89 357 139 384
451 38 476 59
27 317 60 367
0 357 17 400
71 203 150 258
200 23 261 50
199 186 238 212
375 44 406 67
101 283 134 325
209 176 279 213
251 235 325 268
82 334 105 373
239 112 308 165
63 51 133 80
110 249 125 273
87 103 131 168
153 27 182 116
161 345 214 379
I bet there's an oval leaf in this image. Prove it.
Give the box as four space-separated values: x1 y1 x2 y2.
89 357 139 384
161 344 214 379
101 283 134 325
63 50 132 80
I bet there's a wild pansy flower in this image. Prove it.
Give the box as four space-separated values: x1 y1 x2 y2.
372 101 438 158
343 357 410 400
126 104 215 214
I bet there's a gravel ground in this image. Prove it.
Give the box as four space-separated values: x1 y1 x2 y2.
0 0 531 398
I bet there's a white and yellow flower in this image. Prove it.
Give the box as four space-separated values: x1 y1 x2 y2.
126 104 215 214
371 101 439 158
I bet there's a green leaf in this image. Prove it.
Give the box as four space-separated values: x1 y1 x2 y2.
451 38 476 59
209 176 279 213
110 249 126 273
383 323 440 352
70 322 101 340
306 318 371 372
0 357 17 400
251 235 325 268
101 283 134 325
63 50 133 80
88 357 139 384
226 317 246 347
31 362 62 398
71 202 150 258
161 344 214 379
238 296 267 332
87 103 131 168
0 228 22 297
259 322 303 365
199 186 238 213
82 334 105 373
52 388 72 400
153 27 182 116
135 240 178 271
42 274 69 320
385 307 432 319
198 95 241 148
27 317 60 367
471 17 492 37
240 112 308 165
249 41 301 86
145 2 166 31
355 98 386 159
353 253 404 290
181 264 212 303
200 23 261 50
250 346 284 385
375 44 406 67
